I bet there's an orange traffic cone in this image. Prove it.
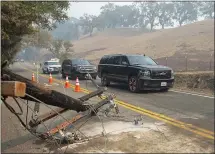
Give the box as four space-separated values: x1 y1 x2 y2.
64 75 70 88
49 73 53 84
74 77 80 92
32 73 35 82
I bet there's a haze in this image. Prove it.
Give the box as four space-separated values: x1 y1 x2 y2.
68 2 133 18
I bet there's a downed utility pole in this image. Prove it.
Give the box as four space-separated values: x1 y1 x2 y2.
1 81 26 97
1 68 118 143
2 69 89 112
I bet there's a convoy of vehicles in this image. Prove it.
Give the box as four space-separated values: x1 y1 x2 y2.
97 54 174 92
41 54 174 92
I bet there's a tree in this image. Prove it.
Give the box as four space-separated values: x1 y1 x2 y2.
95 14 106 31
173 2 198 26
141 2 159 31
157 2 174 29
79 14 98 36
100 3 119 28
114 5 138 27
22 29 53 49
199 2 214 19
1 1 69 66
48 39 74 62
135 2 149 29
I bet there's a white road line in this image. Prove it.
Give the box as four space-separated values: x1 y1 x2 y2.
170 90 214 99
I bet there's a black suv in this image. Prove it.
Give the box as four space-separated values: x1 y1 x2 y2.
61 58 97 79
98 54 174 92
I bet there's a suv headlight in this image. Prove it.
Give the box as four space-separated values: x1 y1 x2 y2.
139 70 151 78
93 66 97 70
171 70 174 78
76 66 81 71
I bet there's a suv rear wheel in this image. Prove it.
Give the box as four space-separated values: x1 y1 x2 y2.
101 73 110 86
61 70 66 78
128 76 140 93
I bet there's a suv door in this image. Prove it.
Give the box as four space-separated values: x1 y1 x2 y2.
112 56 123 81
105 56 115 79
119 56 130 81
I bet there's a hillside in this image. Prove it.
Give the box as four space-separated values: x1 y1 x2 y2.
72 20 214 71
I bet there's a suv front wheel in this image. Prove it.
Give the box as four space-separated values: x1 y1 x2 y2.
128 76 140 93
101 73 110 87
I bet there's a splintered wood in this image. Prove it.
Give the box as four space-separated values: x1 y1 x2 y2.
1 81 26 97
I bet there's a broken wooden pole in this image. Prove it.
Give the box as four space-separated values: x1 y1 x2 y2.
39 95 115 138
1 81 26 97
1 69 86 112
29 87 108 128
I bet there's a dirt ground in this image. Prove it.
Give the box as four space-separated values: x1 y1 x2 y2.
72 19 214 72
73 20 213 58
55 120 214 153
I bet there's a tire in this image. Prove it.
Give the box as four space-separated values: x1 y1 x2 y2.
62 72 66 78
161 88 169 92
128 76 140 93
42 69 46 74
101 73 110 86
46 68 49 74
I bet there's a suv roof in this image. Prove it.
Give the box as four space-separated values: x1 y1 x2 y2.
102 54 145 57
63 58 87 61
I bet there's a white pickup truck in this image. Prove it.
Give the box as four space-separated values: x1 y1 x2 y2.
42 60 61 74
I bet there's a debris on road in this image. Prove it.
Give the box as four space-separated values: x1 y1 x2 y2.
1 68 119 149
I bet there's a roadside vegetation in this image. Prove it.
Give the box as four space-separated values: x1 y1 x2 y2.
1 1 214 67
1 1 71 66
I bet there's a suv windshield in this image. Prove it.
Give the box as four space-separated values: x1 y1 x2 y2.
47 62 60 65
127 55 157 65
72 59 90 65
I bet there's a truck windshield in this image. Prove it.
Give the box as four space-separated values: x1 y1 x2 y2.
72 59 90 65
47 62 60 65
127 55 157 65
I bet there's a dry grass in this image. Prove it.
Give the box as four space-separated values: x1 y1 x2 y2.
175 71 214 75
174 71 214 95
73 20 214 62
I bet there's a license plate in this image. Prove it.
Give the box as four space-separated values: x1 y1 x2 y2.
161 82 167 86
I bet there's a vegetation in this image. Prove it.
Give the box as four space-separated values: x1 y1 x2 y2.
48 39 74 62
59 2 214 40
1 1 70 65
1 1 214 65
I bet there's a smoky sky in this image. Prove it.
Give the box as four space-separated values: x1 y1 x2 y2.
68 2 133 18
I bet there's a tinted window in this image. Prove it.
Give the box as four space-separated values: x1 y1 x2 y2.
62 60 68 65
47 62 60 65
72 59 90 65
113 56 121 65
107 56 115 64
127 55 157 65
44 62 48 65
121 56 129 65
100 56 109 64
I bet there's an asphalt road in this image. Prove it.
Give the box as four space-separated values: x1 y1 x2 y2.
23 63 214 131
2 62 214 152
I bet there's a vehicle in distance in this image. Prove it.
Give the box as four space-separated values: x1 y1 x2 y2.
61 58 97 79
98 54 174 92
42 60 61 74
